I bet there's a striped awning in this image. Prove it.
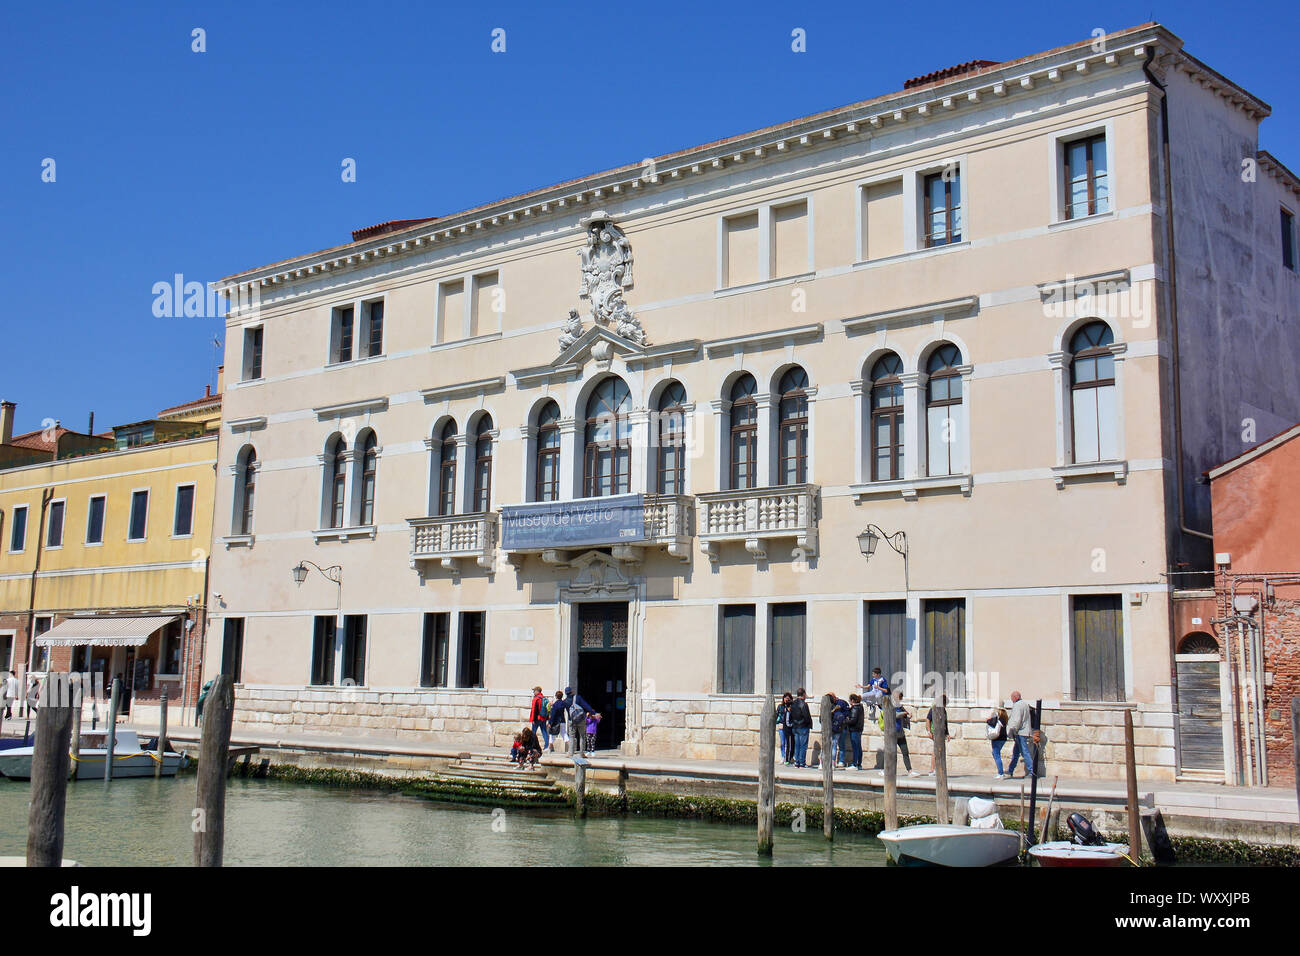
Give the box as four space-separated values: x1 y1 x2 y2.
34 615 179 647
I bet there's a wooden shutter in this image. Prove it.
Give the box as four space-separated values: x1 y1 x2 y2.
1072 595 1124 701
718 605 756 694
865 601 907 688
922 598 965 678
311 616 336 686
769 603 807 695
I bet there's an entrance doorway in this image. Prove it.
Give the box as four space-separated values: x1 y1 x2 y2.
575 602 628 752
1176 632 1224 776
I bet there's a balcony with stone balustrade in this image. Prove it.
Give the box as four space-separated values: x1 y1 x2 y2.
695 484 819 562
407 512 498 575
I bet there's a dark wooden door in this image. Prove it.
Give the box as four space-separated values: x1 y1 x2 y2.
1177 658 1224 772
921 598 965 678
866 600 907 689
718 605 755 694
1072 595 1124 702
769 603 806 695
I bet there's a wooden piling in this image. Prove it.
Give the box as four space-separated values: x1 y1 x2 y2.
820 695 834 840
26 673 73 867
758 696 776 855
1041 776 1059 845
1018 783 1026 854
574 760 587 818
1124 709 1141 860
154 692 169 779
1027 700 1041 844
882 697 898 831
103 677 121 783
68 675 83 783
933 695 949 824
194 674 234 867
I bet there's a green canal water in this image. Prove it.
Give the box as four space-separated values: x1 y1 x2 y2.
0 776 888 866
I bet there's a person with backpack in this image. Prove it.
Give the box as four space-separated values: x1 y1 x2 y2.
546 690 568 753
827 691 850 768
789 688 813 768
775 692 795 765
987 705 1009 779
564 685 595 756
845 693 866 770
529 686 551 750
878 688 917 776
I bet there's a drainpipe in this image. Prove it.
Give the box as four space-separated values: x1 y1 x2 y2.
25 488 54 677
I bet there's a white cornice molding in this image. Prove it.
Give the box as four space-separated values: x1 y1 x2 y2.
842 296 978 335
226 416 268 433
420 376 507 404
703 323 823 357
215 30 1190 305
1037 269 1132 301
312 397 389 420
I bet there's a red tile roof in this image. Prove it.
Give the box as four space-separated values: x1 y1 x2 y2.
351 218 440 242
904 60 1001 90
157 391 223 417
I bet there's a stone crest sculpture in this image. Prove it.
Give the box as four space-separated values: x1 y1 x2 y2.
558 213 648 350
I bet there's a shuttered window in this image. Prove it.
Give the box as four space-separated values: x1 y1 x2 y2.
421 613 450 688
769 603 807 695
221 618 244 683
1072 595 1124 701
921 598 965 679
717 605 756 694
311 616 336 686
341 615 367 686
458 611 485 688
865 600 907 689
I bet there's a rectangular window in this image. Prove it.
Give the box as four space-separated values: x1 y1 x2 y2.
342 615 366 685
1072 594 1125 701
0 633 12 672
771 200 809 278
864 600 908 691
1063 134 1109 219
768 603 806 696
243 326 264 380
311 616 337 686
221 618 244 683
723 212 760 287
9 505 26 552
923 171 962 247
471 271 500 337
160 620 183 675
860 179 905 261
173 485 195 537
86 495 105 545
1282 208 1297 271
46 500 64 548
128 490 148 540
363 300 384 358
717 604 756 694
33 616 52 671
921 598 966 682
331 305 355 363
420 612 450 687
457 611 485 688
436 279 465 343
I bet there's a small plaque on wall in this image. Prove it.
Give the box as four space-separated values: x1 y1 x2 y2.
509 627 535 642
504 651 538 666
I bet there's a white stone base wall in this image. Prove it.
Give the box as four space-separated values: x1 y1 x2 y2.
226 688 1178 781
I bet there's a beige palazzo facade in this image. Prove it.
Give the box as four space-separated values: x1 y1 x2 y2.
206 24 1300 781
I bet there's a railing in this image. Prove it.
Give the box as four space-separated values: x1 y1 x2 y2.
634 494 693 561
696 484 819 562
408 513 498 571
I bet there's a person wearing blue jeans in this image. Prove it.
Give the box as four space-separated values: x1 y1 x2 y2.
1003 691 1035 778
846 694 866 769
776 692 795 765
789 688 813 768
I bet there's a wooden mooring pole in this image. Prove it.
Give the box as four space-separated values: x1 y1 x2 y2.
820 695 834 840
573 759 587 818
882 697 898 831
194 674 234 867
103 677 121 783
68 674 83 783
1026 700 1042 844
1124 709 1141 861
933 694 949 824
27 673 74 867
154 692 168 779
758 696 775 855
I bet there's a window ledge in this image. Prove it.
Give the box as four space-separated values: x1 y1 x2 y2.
714 271 815 298
312 525 377 544
324 354 386 372
1048 210 1115 232
430 331 504 353
222 534 255 549
850 474 972 501
1052 460 1127 489
852 240 971 271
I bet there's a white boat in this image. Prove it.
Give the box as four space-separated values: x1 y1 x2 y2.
1028 841 1131 867
0 730 187 780
877 823 1023 867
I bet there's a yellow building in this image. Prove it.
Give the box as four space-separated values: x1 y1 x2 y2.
0 385 221 724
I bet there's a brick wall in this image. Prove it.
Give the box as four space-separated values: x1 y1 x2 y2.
1263 597 1299 788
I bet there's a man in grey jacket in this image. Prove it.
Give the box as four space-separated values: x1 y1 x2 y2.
1003 691 1035 778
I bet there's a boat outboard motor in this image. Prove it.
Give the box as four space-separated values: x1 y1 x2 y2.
1066 812 1105 846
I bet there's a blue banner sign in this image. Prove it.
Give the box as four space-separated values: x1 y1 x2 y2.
501 494 646 550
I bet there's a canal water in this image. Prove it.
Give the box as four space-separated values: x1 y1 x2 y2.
0 777 888 866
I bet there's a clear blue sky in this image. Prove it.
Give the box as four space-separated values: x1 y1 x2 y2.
1 1 1295 437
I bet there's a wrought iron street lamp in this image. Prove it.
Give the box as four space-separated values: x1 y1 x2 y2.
857 524 908 595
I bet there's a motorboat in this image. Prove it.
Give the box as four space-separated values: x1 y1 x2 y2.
877 823 1022 866
1027 812 1133 867
0 729 187 780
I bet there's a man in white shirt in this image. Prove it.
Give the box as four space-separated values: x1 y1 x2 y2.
1 671 18 719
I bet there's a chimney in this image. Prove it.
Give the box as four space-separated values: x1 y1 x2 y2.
216 364 225 395
0 401 14 445
204 384 211 398
88 411 95 435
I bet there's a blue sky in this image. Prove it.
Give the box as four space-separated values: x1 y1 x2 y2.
1 1 1295 436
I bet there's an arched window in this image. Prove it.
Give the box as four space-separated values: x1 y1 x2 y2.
437 421 458 516
583 377 632 497
656 382 687 495
237 447 257 535
870 354 904 481
925 344 965 477
1178 632 1219 656
359 433 377 525
728 374 758 490
472 415 493 512
1070 321 1117 463
328 438 348 529
535 401 561 502
777 367 809 485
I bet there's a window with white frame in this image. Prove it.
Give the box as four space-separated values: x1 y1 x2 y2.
322 435 348 529
922 169 962 247
356 431 378 526
870 353 905 481
46 499 65 548
1062 133 1109 219
234 446 256 535
242 326 264 380
329 305 355 364
9 504 27 552
1069 322 1119 463
924 344 967 476
172 484 195 537
86 495 105 545
127 490 149 541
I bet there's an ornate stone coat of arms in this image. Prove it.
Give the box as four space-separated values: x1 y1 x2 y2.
558 213 648 350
